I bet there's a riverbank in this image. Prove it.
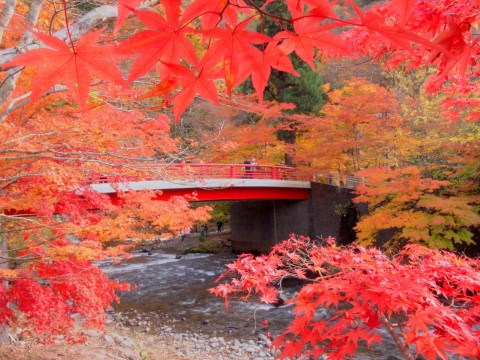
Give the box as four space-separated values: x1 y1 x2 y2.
0 233 281 360
139 230 232 255
0 314 276 360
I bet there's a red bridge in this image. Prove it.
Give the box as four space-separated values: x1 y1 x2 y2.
89 163 312 201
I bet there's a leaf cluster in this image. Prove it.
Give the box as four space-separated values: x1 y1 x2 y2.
211 234 480 360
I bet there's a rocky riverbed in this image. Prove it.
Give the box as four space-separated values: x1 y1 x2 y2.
0 232 282 360
110 306 277 360
0 313 278 360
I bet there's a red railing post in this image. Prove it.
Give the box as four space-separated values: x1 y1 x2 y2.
230 165 237 179
271 166 277 180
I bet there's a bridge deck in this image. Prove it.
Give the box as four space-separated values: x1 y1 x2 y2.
88 164 311 201
87 163 362 201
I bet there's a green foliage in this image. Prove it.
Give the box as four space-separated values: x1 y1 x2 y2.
334 203 351 216
208 202 230 224
75 1 99 13
185 246 209 253
185 237 230 253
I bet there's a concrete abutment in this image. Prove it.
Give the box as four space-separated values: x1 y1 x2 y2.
230 182 366 253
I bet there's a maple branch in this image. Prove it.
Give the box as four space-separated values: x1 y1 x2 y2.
241 0 294 34
0 85 69 123
0 0 17 43
0 68 22 114
61 0 76 52
0 174 42 191
22 0 46 44
378 312 414 360
0 0 45 111
2 129 81 146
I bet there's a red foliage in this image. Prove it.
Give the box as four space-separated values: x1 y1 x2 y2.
211 235 480 360
4 0 478 119
3 30 124 109
3 259 128 342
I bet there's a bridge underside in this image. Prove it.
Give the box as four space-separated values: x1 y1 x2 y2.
90 179 311 201
152 187 309 201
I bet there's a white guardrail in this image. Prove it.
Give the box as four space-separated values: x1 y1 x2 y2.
313 172 365 189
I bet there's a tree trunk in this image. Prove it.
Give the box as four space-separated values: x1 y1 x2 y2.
0 220 11 343
0 0 17 43
283 130 296 167
378 312 414 360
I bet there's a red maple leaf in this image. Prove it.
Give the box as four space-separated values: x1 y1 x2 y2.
3 29 124 109
114 0 143 32
391 0 417 26
182 0 249 30
117 1 198 83
275 14 350 70
351 4 445 59
162 63 221 122
278 339 305 360
406 309 437 335
200 18 272 96
252 43 299 100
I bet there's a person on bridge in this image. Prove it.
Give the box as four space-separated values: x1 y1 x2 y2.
216 221 223 233
251 158 258 176
243 157 251 178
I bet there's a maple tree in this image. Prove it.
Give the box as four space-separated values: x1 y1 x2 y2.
350 68 480 251
292 75 479 252
354 166 480 250
211 235 480 360
295 78 407 177
0 0 478 348
198 117 286 164
0 96 212 339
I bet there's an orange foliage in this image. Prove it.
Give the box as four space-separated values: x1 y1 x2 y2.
354 166 480 249
296 78 408 177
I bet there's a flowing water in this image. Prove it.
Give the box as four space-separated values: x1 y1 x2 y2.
101 250 402 359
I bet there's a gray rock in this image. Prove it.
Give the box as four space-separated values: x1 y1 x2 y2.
143 336 154 346
116 346 140 360
273 292 289 306
103 335 114 344
114 334 136 348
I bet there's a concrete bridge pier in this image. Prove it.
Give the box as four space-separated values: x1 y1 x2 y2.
230 183 364 253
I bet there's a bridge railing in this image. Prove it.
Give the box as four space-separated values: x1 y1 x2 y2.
313 172 364 189
87 164 365 188
87 163 306 184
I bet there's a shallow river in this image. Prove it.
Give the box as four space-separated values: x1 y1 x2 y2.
101 250 402 359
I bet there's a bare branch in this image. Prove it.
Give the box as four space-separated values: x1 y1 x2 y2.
0 0 46 111
0 0 17 43
0 85 69 122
